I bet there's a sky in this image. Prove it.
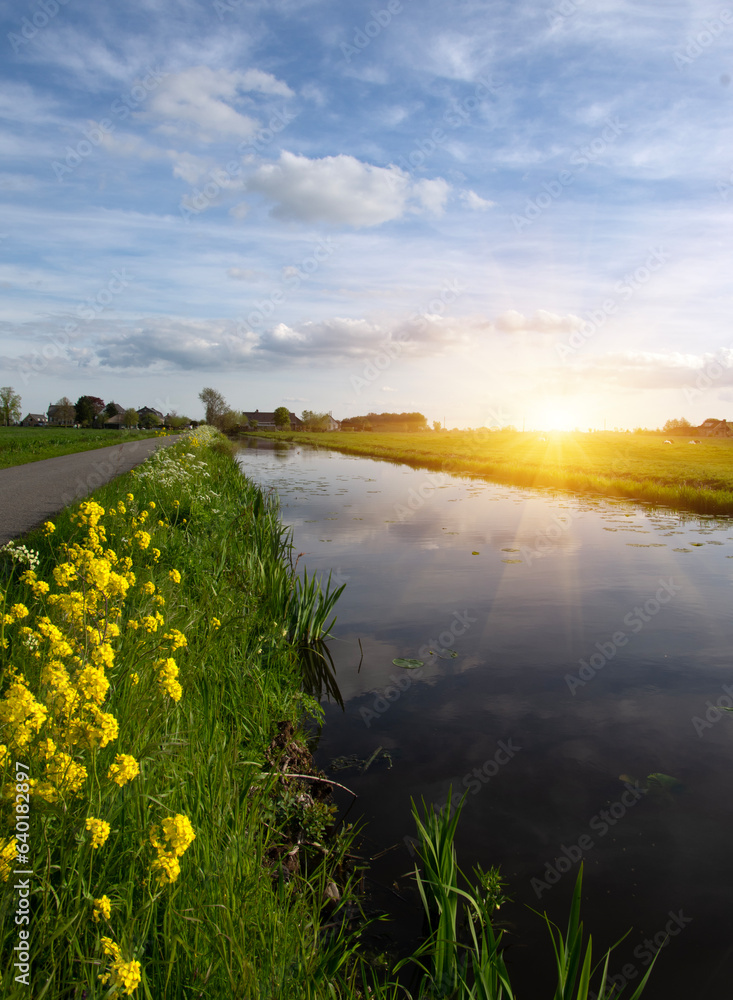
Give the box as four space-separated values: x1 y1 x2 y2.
1 0 732 431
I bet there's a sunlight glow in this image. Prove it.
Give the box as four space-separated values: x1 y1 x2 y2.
529 403 584 432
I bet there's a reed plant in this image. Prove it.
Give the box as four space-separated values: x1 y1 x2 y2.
395 793 657 1000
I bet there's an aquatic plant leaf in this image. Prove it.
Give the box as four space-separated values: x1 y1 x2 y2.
436 649 458 659
646 772 682 790
393 657 424 669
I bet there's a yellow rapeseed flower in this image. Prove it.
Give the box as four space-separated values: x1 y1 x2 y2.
10 603 29 620
168 569 181 584
141 581 155 596
93 895 111 922
0 838 17 881
161 814 196 857
43 521 55 535
134 531 151 550
211 617 221 630
130 672 139 686
107 754 140 787
86 817 111 849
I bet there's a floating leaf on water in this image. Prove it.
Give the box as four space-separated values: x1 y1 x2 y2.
436 649 458 659
646 772 682 790
471 551 480 555
393 657 424 669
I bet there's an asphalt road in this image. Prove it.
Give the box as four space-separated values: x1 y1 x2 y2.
0 436 180 546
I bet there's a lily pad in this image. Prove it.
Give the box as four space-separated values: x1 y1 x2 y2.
393 657 424 669
436 649 459 659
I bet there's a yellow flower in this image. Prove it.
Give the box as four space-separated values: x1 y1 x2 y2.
0 679 48 750
86 817 111 849
10 603 29 620
161 814 196 857
173 500 180 507
134 531 151 550
211 617 221 630
76 665 110 704
130 672 139 686
151 851 180 884
152 547 161 562
107 754 140 787
111 958 142 995
163 629 187 650
148 501 156 509
0 838 17 881
168 569 181 584
126 493 134 504
156 658 182 702
141 581 155 596
101 935 121 960
43 521 56 535
93 895 111 922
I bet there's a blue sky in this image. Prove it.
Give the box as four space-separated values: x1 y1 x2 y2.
1 0 732 429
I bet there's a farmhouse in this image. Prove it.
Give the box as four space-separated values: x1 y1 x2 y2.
699 418 732 437
20 412 48 427
241 410 304 429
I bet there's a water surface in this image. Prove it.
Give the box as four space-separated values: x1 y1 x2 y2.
236 437 733 998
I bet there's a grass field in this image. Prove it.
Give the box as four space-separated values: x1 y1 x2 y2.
0 427 163 470
255 430 733 516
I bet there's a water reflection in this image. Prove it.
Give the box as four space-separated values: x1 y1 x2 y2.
235 437 733 998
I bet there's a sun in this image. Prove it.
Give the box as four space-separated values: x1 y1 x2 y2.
529 402 583 432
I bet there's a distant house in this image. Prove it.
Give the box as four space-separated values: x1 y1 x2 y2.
137 406 164 426
241 409 304 429
322 412 341 431
698 418 732 437
20 413 48 427
47 403 74 426
103 403 126 429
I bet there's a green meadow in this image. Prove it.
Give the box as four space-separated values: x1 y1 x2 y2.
0 428 163 470
257 430 733 516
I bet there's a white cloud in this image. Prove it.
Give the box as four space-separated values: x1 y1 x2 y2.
460 189 496 210
141 66 292 142
246 151 454 227
494 309 582 334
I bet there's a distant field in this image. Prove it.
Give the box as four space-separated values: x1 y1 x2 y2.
0 426 164 469
256 430 733 516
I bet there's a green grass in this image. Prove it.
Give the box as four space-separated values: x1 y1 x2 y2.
253 430 733 515
0 427 164 469
0 427 361 998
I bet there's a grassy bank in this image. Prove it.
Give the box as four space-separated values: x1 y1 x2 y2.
0 428 164 470
0 427 362 998
254 430 733 516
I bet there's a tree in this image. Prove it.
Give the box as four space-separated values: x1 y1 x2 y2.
0 386 21 426
165 411 193 430
301 410 331 431
274 406 291 430
138 410 162 429
123 408 139 428
75 395 105 427
663 417 691 433
432 420 442 432
198 387 228 428
55 396 75 426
